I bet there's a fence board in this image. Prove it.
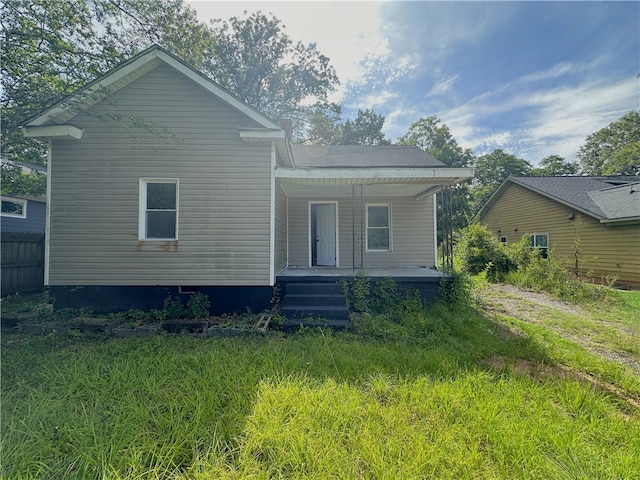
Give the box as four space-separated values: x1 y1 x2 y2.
1 233 45 296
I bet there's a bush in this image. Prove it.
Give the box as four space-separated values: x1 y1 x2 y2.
457 223 514 281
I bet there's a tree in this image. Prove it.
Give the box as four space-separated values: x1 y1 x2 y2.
472 149 532 212
397 116 475 236
205 11 339 126
577 110 640 175
305 103 343 145
304 107 390 146
531 155 580 176
2 0 214 166
339 109 390 145
397 116 474 167
0 163 47 196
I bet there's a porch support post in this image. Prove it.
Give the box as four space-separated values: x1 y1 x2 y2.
352 184 355 272
360 184 364 269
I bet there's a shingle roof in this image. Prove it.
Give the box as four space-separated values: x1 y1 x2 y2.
290 145 445 168
501 176 640 223
588 182 640 222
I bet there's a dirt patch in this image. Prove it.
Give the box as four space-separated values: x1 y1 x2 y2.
482 284 640 375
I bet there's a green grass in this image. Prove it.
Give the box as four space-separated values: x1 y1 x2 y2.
2 291 639 479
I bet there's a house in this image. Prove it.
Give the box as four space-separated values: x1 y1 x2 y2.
21 45 473 319
476 176 640 287
1 158 47 234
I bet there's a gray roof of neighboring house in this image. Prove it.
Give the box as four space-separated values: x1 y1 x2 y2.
1 157 46 174
290 145 445 168
479 176 640 224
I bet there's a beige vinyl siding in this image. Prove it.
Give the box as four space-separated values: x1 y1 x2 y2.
480 183 640 285
48 64 272 286
274 184 288 272
287 195 435 268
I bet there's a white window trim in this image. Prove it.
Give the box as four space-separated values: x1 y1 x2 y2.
1 196 27 219
529 232 549 247
365 203 392 252
138 179 179 241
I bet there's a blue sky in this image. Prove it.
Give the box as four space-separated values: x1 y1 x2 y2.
187 1 639 165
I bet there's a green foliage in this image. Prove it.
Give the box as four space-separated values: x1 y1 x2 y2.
304 107 390 146
457 223 514 281
342 270 371 312
186 293 211 320
370 277 401 317
0 163 47 196
530 154 580 176
397 116 474 168
578 110 640 175
471 149 533 213
206 11 338 129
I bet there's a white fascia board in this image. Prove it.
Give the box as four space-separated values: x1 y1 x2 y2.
275 167 475 181
27 49 280 130
22 125 83 140
239 129 286 140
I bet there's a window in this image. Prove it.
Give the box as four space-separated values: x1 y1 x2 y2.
366 204 391 251
499 236 508 244
1 196 27 218
139 179 178 240
529 233 549 258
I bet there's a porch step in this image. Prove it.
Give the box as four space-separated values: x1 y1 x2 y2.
284 294 346 307
280 281 350 328
285 282 344 296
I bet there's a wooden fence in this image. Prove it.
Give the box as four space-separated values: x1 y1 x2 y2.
1 233 45 296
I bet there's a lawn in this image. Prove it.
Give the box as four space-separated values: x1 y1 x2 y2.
2 287 639 479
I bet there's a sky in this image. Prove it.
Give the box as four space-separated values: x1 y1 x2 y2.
186 1 639 165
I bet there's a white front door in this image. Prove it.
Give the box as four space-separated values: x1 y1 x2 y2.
315 203 336 266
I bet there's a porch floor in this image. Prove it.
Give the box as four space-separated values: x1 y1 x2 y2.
277 266 448 282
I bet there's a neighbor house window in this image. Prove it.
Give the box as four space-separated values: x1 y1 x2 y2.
366 204 391 251
139 179 178 240
1 196 27 218
529 233 549 258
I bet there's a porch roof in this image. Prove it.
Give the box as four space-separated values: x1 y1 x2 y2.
275 166 475 198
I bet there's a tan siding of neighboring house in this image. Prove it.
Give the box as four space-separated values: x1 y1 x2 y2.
479 183 640 285
287 194 435 268
274 184 288 273
48 64 272 286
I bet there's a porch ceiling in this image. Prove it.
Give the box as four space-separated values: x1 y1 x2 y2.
276 166 474 198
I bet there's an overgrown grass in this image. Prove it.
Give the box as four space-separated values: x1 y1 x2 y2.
2 288 639 479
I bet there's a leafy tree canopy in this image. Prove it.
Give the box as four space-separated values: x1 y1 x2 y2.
2 0 214 166
531 155 580 176
304 107 390 145
205 11 339 127
577 110 640 176
0 163 47 197
472 149 532 212
397 116 473 167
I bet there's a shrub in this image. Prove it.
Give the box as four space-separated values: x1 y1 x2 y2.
457 223 514 281
186 293 211 319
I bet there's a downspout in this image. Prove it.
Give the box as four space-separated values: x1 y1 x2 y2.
352 184 355 271
433 192 438 269
269 141 276 285
360 184 364 269
44 139 52 285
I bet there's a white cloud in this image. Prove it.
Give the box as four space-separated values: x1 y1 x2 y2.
444 75 638 163
426 75 461 98
186 0 386 102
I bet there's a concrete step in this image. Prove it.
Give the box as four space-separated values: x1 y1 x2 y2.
285 282 344 296
282 293 347 307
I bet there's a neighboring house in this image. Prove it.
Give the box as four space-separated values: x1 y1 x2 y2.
0 193 46 234
21 45 473 316
0 158 47 234
476 176 640 287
